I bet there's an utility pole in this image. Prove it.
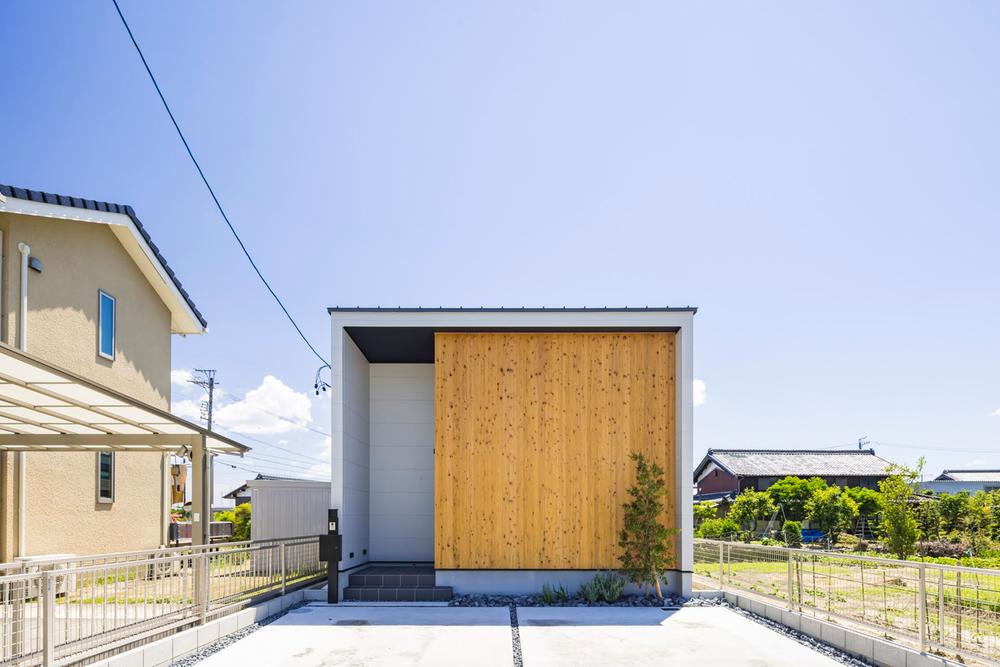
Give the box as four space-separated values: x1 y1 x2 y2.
189 370 218 521
858 435 869 451
190 369 217 431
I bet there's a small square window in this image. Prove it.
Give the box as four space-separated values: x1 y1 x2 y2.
97 451 115 503
98 291 116 360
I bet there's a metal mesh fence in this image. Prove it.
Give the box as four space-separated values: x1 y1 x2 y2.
0 536 324 666
694 539 1000 665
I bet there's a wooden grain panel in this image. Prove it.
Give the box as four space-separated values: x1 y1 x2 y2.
434 332 676 570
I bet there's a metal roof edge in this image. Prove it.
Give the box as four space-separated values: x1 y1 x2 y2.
327 306 698 314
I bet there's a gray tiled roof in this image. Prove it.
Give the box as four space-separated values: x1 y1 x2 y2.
936 470 1000 483
0 184 207 328
702 449 895 478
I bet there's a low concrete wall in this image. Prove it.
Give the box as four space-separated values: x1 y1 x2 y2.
723 591 961 667
89 589 306 667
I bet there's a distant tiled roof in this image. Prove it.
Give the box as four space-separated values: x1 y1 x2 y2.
0 184 207 329
935 470 1000 483
696 449 895 479
222 473 303 499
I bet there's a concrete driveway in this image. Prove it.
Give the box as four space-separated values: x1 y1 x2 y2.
517 606 842 667
196 603 843 667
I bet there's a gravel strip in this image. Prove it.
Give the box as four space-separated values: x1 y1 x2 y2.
449 593 696 607
170 602 305 666
508 605 523 667
720 604 873 667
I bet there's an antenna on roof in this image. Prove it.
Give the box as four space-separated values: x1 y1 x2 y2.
858 436 869 450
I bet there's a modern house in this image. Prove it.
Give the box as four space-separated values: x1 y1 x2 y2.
921 470 1000 495
329 307 695 600
694 448 895 500
0 184 248 561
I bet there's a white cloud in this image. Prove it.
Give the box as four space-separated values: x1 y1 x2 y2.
213 376 312 435
993 407 1000 416
966 458 986 467
171 369 193 386
171 399 201 422
693 379 707 407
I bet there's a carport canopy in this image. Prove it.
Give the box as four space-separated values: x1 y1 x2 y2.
0 342 250 544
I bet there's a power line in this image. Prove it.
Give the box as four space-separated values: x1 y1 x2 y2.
873 440 999 454
110 0 329 367
220 460 326 482
212 392 332 439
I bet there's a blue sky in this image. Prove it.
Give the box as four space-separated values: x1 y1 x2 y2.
3 2 998 501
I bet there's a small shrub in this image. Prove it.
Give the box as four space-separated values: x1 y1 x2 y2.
593 571 626 603
579 580 601 603
696 517 740 540
541 583 556 605
854 539 870 552
782 521 802 548
556 584 570 603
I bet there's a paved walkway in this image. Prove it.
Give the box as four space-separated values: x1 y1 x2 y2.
197 604 842 666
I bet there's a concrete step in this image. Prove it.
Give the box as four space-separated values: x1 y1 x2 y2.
348 572 436 588
343 586 453 602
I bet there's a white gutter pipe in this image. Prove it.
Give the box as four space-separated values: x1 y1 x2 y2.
16 242 29 557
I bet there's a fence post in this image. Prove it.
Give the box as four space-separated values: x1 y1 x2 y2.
42 571 55 667
917 563 928 652
718 542 724 587
955 571 962 650
280 543 287 595
198 552 210 625
937 568 944 645
786 549 794 610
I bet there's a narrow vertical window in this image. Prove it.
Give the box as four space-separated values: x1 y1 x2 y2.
97 451 115 503
98 291 116 360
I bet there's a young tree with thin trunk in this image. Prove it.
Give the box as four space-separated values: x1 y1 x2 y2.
618 453 673 599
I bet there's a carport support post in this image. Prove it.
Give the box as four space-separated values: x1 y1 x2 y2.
191 435 211 622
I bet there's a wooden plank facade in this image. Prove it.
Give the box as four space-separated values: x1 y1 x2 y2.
434 332 676 570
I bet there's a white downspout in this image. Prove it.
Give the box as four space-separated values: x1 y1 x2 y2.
16 242 29 557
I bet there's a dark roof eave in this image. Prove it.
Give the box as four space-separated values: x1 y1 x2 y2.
1 184 207 329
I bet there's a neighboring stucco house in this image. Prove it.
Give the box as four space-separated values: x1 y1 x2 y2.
921 470 1000 495
329 307 695 600
0 184 209 560
694 448 896 500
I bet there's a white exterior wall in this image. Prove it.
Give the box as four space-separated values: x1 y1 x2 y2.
247 479 330 541
369 364 434 562
330 330 370 571
330 309 695 596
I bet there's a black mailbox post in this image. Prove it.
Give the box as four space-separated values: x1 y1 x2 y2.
319 509 341 603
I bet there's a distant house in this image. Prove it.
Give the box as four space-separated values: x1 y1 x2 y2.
222 473 303 506
694 448 896 500
920 470 1000 495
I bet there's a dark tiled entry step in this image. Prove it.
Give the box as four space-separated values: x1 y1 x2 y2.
344 564 450 601
349 568 435 588
343 586 453 602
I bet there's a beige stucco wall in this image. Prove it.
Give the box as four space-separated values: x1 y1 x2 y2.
0 212 173 559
